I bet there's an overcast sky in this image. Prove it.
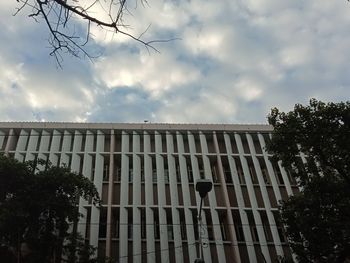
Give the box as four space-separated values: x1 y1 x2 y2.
0 0 349 124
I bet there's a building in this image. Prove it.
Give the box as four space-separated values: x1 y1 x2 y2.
0 122 299 263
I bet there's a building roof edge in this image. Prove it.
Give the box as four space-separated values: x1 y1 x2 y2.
0 122 273 131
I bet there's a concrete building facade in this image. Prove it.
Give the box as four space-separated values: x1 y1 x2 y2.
0 122 299 263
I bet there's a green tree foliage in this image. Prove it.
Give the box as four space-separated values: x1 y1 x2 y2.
0 154 100 262
267 99 350 262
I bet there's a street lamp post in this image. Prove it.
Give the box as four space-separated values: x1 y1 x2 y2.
194 179 213 263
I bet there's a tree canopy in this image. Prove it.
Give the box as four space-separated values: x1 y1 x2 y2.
0 154 100 262
267 99 350 262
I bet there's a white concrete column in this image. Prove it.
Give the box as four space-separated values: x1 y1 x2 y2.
176 132 197 262
132 132 142 263
263 133 294 196
60 130 72 166
38 130 50 152
224 133 257 263
257 134 282 202
260 134 293 197
278 161 294 196
73 131 87 237
246 133 284 258
5 129 16 155
0 130 5 151
235 133 270 262
106 129 115 257
25 129 40 162
73 130 86 237
119 131 129 263
155 131 169 263
90 130 104 251
188 132 211 262
144 132 156 262
261 133 299 262
14 129 28 162
48 130 61 166
213 132 241 263
72 129 86 241
199 132 226 263
37 130 50 171
166 132 183 263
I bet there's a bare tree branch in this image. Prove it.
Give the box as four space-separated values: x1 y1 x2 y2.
14 0 173 66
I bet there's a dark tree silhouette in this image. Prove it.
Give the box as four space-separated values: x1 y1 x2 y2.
0 155 100 262
267 99 350 262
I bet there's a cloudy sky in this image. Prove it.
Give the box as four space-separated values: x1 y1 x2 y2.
0 0 349 124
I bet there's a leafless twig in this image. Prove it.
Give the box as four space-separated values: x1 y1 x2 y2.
14 0 171 67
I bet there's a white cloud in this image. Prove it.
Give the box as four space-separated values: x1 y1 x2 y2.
90 0 191 44
235 78 264 102
154 96 237 123
0 9 97 121
1 0 350 124
279 45 313 68
0 59 95 121
94 48 201 98
183 26 229 60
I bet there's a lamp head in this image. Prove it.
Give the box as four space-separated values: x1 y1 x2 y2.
195 179 213 198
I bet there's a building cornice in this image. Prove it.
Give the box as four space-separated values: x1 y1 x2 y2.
0 122 273 132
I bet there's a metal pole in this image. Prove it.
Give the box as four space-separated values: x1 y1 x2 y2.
198 198 203 261
194 179 212 263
